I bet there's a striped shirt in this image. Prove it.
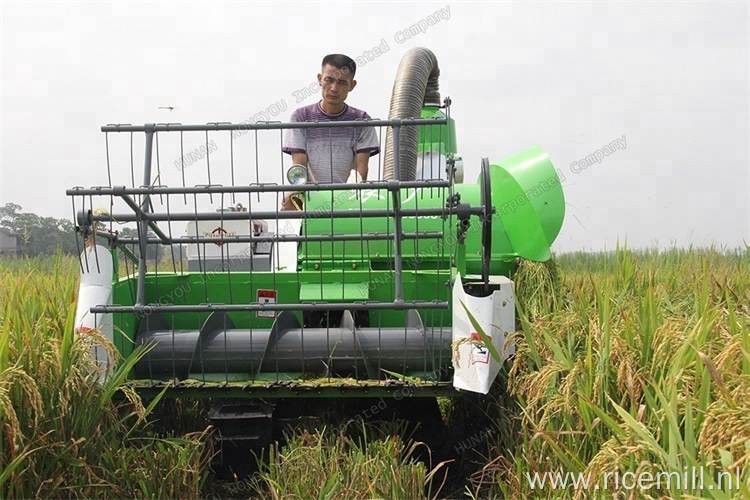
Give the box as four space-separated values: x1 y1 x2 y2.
282 102 380 183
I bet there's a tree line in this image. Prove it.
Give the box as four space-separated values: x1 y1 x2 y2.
1 203 168 262
1 203 79 257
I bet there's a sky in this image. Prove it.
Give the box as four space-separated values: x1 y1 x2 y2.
1 0 748 253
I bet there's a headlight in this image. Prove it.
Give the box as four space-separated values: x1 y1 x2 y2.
287 164 308 186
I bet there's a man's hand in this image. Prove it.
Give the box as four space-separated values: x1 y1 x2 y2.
281 192 304 211
281 193 295 211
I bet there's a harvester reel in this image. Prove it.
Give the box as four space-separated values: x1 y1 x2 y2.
480 158 493 294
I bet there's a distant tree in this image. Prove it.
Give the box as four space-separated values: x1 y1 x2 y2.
0 203 79 257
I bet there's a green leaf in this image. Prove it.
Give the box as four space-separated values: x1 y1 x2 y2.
609 397 677 470
460 301 501 363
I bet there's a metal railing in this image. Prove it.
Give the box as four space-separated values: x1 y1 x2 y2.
68 101 471 387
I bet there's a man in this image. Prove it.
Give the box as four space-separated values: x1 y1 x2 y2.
281 54 379 209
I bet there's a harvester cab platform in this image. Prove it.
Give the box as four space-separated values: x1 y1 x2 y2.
68 48 565 401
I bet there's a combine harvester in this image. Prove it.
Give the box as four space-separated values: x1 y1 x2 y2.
68 48 564 470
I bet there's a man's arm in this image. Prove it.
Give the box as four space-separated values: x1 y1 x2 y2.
354 113 378 181
355 152 369 181
291 152 308 167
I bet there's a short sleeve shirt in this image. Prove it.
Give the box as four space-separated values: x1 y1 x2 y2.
282 102 380 183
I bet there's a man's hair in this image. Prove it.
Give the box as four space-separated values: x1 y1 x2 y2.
321 54 356 78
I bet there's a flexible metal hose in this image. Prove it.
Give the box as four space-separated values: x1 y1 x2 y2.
383 47 441 180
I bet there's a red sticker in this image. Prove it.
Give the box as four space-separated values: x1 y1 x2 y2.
470 332 491 342
256 289 277 318
470 332 491 365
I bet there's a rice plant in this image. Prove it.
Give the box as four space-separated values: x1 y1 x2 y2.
512 258 566 321
249 423 450 499
488 246 750 498
0 254 210 498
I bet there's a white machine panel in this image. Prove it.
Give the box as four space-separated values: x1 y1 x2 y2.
452 273 515 394
74 244 114 378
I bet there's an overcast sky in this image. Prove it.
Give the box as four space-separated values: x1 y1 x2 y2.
1 1 748 253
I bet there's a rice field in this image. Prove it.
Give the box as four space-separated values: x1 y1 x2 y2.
0 254 208 498
493 247 750 498
1 247 748 498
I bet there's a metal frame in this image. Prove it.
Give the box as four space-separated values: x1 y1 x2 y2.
69 102 471 392
70 113 461 315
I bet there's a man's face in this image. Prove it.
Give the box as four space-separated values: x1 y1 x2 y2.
318 64 356 109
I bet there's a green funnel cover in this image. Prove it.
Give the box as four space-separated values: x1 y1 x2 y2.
299 145 565 270
490 146 565 261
